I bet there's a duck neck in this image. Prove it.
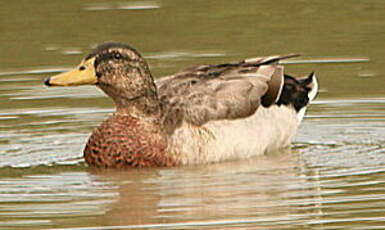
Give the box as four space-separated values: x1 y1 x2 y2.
114 88 162 123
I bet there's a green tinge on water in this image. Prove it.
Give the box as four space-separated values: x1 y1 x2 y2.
0 0 384 229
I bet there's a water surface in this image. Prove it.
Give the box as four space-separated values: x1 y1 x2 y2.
0 0 384 229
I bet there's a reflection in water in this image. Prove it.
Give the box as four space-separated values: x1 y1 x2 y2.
60 152 324 229
25 148 384 230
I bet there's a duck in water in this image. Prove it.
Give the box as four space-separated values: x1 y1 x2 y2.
44 42 318 168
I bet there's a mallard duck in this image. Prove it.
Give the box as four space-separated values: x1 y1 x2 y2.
44 42 318 168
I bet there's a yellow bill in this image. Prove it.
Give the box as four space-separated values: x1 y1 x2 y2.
45 57 97 86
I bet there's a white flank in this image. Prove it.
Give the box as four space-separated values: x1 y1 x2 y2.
168 105 299 165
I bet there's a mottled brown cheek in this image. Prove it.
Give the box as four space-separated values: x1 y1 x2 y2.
83 115 177 168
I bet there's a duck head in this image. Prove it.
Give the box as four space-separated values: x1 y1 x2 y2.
277 72 318 112
44 42 158 110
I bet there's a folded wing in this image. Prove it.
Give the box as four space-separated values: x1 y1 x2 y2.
156 54 299 134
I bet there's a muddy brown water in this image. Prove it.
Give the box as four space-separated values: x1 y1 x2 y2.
0 0 384 229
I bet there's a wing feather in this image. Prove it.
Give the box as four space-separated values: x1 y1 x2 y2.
156 55 298 134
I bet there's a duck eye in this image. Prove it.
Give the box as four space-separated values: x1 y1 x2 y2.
79 66 86 71
113 53 122 60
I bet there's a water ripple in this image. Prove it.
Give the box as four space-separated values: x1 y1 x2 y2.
84 1 160 11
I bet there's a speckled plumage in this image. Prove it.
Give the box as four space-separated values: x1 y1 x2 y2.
84 114 175 168
45 42 318 168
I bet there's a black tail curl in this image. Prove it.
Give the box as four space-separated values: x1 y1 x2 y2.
276 72 315 112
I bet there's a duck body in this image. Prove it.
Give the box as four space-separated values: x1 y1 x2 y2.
45 42 318 168
166 105 298 165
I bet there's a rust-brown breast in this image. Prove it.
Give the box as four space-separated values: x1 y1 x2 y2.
84 114 176 168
